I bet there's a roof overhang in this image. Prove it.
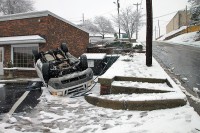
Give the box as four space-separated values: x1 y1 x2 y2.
0 10 89 34
0 35 46 45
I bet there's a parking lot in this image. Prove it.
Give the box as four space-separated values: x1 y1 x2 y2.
0 83 42 114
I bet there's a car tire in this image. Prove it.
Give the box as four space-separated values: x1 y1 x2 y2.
32 49 40 62
80 55 88 70
42 63 50 83
60 43 69 53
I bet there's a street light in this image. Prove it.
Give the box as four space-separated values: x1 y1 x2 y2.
113 0 120 39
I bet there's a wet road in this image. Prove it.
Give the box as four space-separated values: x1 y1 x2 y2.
0 83 42 114
153 41 200 93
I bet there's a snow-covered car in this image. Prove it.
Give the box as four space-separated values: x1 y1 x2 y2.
32 43 93 96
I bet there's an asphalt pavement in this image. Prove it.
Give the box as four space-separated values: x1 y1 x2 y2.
153 41 200 115
0 83 42 114
153 41 200 93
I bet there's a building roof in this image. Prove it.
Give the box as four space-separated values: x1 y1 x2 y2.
0 35 46 45
0 10 88 33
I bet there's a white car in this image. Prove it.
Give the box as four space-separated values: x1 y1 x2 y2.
32 43 93 96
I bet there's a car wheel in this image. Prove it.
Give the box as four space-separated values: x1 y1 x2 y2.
32 49 40 62
80 55 88 70
60 43 69 53
42 63 50 83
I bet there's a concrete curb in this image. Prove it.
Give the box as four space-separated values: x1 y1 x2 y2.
0 78 41 85
84 95 187 111
0 80 29 85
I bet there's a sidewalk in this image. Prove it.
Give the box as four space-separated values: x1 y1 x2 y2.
0 53 200 133
86 53 187 110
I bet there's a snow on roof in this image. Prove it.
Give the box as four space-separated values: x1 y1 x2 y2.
0 35 46 45
83 53 106 60
0 10 88 33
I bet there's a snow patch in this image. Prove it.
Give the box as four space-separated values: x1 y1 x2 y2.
158 26 187 41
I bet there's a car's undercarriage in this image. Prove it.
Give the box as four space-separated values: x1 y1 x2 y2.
32 43 93 96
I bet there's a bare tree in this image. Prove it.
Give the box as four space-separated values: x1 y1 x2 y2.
113 6 144 41
94 16 115 39
0 0 34 15
79 20 99 35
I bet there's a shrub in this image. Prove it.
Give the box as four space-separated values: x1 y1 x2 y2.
135 45 143 49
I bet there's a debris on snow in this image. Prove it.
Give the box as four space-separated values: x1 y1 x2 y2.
181 77 188 82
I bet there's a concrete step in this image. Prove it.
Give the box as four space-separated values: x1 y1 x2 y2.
84 92 187 111
111 81 174 94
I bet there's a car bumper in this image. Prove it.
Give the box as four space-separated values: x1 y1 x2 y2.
47 68 93 96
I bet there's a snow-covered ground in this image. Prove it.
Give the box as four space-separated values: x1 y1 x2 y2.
157 26 200 48
0 84 200 133
1 53 200 133
158 26 187 41
165 31 200 47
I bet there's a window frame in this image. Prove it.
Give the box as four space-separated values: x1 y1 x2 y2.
11 44 39 70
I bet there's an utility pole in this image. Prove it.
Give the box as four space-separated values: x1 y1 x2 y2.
155 26 157 40
82 13 85 25
158 20 160 37
146 0 153 67
186 5 188 33
114 0 121 39
117 0 121 39
133 2 141 40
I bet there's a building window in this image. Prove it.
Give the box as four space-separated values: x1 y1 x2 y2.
12 44 38 68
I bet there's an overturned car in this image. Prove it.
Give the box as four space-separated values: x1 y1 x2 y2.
32 44 93 96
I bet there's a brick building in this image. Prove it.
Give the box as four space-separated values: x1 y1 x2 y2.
0 10 89 77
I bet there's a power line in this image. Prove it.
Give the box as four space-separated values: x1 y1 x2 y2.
153 10 182 19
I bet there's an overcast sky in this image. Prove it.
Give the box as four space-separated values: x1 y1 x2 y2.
34 0 189 41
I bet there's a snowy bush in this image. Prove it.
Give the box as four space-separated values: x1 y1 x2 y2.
190 5 200 25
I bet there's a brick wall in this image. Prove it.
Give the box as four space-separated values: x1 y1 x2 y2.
0 17 48 37
0 15 89 57
0 16 49 68
4 70 37 78
46 15 89 57
1 45 11 66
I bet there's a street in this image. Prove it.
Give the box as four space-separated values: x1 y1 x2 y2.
153 41 200 115
153 41 200 94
